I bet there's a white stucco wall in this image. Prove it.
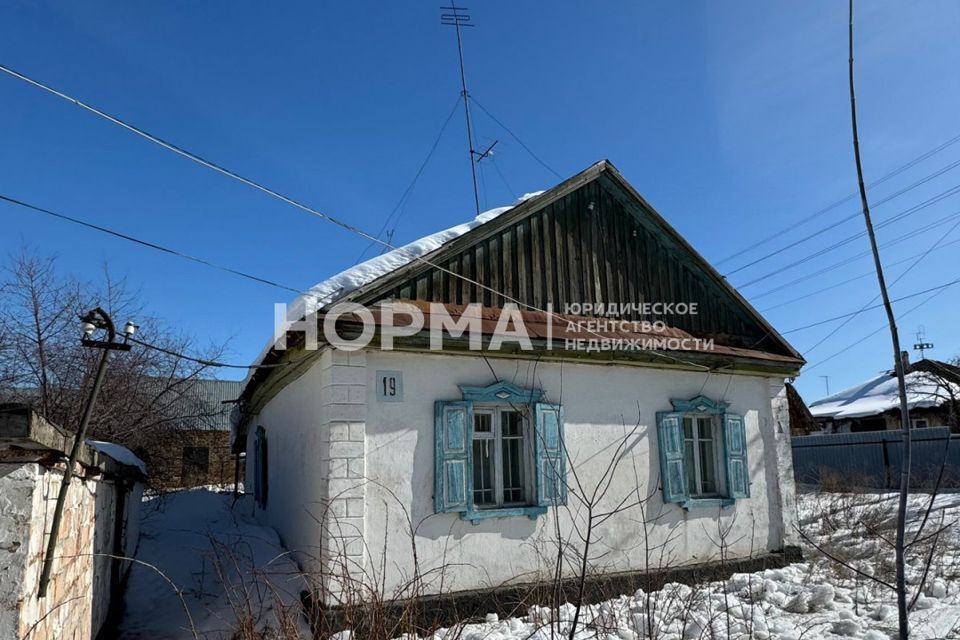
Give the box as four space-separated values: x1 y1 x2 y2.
250 347 797 600
247 348 368 582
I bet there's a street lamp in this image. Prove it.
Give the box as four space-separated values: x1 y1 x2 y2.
38 307 133 598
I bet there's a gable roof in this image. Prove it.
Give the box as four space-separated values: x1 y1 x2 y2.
808 359 960 420
245 161 803 402
339 160 798 357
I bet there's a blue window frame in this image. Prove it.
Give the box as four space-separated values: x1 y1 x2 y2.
435 382 567 521
657 395 749 510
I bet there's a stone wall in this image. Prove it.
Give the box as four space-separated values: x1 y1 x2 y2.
0 406 143 640
0 460 142 640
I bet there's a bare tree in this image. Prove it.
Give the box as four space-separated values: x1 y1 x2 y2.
0 247 230 487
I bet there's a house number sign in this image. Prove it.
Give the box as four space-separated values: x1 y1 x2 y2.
376 370 403 402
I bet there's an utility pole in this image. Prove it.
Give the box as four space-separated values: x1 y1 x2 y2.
37 308 135 597
848 1 912 636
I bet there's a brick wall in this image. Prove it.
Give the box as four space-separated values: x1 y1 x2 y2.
139 429 241 490
319 349 367 595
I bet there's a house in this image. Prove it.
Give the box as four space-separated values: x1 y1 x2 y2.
232 161 805 606
138 378 244 488
1 379 243 489
808 355 960 433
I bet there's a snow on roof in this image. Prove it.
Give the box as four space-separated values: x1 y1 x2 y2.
86 439 147 474
808 370 959 419
243 191 545 386
294 204 514 313
295 191 545 314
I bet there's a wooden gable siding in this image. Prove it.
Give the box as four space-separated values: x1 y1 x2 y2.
368 177 782 354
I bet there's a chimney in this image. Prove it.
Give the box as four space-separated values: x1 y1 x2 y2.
899 350 910 372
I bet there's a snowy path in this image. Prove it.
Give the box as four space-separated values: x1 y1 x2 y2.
117 488 306 639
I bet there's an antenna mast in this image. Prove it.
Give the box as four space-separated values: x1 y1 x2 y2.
441 5 482 216
913 325 934 359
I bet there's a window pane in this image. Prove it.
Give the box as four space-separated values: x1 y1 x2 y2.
474 413 492 433
502 410 523 436
698 437 716 495
473 439 495 506
683 417 693 439
684 439 697 495
502 436 526 504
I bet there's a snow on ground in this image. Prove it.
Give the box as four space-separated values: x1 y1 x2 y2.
120 490 960 639
118 487 308 639
431 493 960 640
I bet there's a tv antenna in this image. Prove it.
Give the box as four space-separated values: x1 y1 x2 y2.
441 5 496 216
913 325 934 359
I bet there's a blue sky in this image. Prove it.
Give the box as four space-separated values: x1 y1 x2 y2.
1 1 958 402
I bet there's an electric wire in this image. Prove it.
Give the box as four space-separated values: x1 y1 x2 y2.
750 210 960 301
0 65 711 369
715 131 960 267
737 184 960 289
801 218 960 353
0 194 311 299
781 277 960 335
726 161 960 278
804 286 951 372
759 236 960 312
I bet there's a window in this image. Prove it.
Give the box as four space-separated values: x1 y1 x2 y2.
435 382 567 521
472 408 531 508
682 416 723 498
914 419 929 429
181 446 210 486
657 396 749 508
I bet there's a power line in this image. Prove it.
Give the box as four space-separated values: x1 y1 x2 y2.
0 64 716 370
715 131 960 267
737 184 960 288
801 217 960 353
781 276 960 335
804 285 950 372
0 193 324 300
750 210 960 301
725 158 960 278
759 236 960 312
127 336 315 370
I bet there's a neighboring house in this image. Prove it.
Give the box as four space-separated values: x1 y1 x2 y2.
233 161 805 603
144 378 244 488
0 379 243 489
808 356 960 433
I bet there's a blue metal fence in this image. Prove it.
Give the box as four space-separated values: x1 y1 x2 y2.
792 427 960 490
